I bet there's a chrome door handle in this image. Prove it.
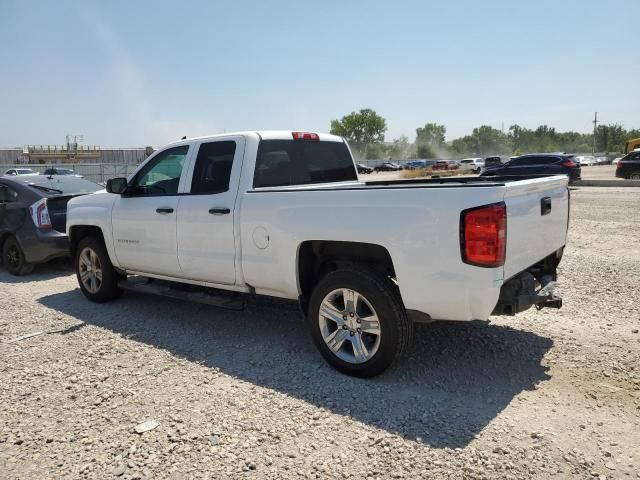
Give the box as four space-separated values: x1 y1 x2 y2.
156 207 174 214
209 207 230 215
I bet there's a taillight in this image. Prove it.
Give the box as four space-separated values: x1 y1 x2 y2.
29 198 52 229
562 160 576 167
292 132 320 141
616 161 623 169
460 202 506 268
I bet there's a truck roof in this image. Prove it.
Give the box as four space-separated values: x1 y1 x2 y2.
165 130 344 146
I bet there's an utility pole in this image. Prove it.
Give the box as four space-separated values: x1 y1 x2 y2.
592 112 599 156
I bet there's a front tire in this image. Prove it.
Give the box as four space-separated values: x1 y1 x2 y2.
2 236 34 275
75 236 124 302
308 268 412 377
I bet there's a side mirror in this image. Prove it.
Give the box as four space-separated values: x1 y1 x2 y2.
106 177 128 195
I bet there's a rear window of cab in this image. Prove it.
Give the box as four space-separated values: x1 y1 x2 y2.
253 140 357 188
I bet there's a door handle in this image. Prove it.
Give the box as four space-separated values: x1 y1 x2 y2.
156 207 174 214
540 197 552 216
209 207 231 215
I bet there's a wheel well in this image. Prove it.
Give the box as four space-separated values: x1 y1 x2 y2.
68 226 105 258
297 240 396 312
0 232 14 254
0 232 11 247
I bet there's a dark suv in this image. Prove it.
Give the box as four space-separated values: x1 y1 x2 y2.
615 151 640 179
480 153 581 183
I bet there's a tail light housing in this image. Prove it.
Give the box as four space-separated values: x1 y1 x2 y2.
292 132 320 141
616 161 623 169
460 202 506 268
29 198 52 229
562 159 576 167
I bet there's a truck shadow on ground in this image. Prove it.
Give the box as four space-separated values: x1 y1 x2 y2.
38 290 553 449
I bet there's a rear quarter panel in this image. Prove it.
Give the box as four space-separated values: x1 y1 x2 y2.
239 184 507 321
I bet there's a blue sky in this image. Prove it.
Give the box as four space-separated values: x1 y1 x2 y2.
1 0 638 147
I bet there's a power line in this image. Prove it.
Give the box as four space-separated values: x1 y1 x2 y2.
592 112 599 155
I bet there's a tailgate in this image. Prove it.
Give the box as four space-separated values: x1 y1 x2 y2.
503 175 569 279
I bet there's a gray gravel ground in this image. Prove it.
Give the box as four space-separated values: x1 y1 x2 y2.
1 186 639 479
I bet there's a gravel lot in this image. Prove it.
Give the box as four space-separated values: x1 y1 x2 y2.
1 187 639 479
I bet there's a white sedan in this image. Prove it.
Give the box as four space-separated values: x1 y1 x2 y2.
4 168 39 176
575 156 596 167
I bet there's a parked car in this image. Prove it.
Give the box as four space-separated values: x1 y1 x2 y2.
403 159 436 170
458 158 483 173
432 160 459 171
357 164 374 174
67 130 568 377
0 175 102 275
615 151 640 179
483 156 510 171
4 168 38 176
612 157 623 165
480 153 581 183
374 162 403 172
403 160 425 170
575 156 596 167
595 156 609 165
43 167 82 177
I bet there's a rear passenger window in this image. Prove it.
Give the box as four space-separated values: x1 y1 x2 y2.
540 157 560 164
0 184 18 203
190 141 236 194
510 157 535 166
254 140 357 188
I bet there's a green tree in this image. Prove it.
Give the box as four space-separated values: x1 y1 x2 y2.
330 108 387 159
416 143 436 158
415 123 446 148
386 135 412 160
365 143 385 160
596 124 628 153
451 125 510 156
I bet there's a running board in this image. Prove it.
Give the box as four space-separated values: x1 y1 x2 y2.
118 276 244 311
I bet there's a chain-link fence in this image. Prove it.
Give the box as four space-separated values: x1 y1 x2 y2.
0 163 140 185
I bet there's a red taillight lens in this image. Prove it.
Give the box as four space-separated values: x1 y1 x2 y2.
292 132 320 141
461 202 506 268
562 160 576 167
616 161 623 169
29 198 52 229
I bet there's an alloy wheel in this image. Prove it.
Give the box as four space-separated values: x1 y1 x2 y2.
318 288 382 364
78 247 103 294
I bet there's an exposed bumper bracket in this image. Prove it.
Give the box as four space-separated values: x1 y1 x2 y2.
493 272 562 316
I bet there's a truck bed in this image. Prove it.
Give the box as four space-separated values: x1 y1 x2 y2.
241 175 569 322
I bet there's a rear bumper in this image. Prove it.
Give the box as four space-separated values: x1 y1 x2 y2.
19 229 69 264
493 249 563 315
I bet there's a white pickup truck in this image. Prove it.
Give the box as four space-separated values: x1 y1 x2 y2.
67 131 568 377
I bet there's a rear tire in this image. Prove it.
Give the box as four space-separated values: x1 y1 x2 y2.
307 268 412 377
631 173 640 180
75 235 124 302
2 236 34 275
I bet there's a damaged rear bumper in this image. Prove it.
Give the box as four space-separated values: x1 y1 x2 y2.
493 250 564 316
